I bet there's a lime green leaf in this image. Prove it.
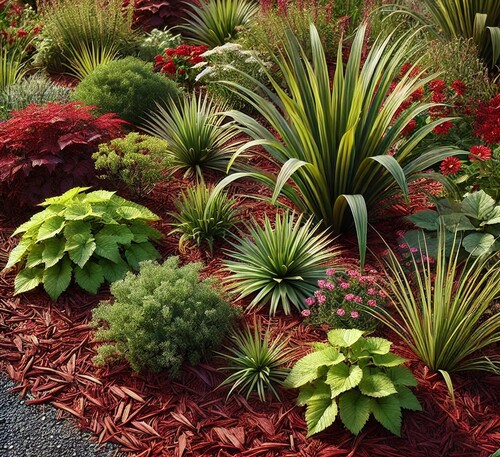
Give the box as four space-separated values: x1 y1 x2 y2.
96 225 134 245
362 337 392 355
305 397 338 437
37 216 65 241
99 258 129 283
396 385 421 411
74 261 104 294
462 233 495 256
64 203 92 220
115 205 159 221
297 381 331 406
124 242 160 270
406 210 439 230
64 220 92 240
338 389 371 435
461 190 496 220
285 347 345 388
358 372 397 398
43 257 72 300
42 238 66 268
371 396 402 436
40 187 88 206
372 353 407 367
14 267 44 295
4 238 33 270
326 363 363 398
25 244 45 269
327 328 364 348
67 234 96 268
385 366 418 387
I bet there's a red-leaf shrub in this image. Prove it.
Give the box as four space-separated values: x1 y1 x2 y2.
0 102 126 207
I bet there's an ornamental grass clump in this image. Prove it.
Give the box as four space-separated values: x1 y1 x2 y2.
224 211 337 316
285 329 421 437
302 268 386 331
92 257 239 376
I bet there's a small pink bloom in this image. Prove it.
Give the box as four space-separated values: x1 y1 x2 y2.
396 230 405 237
345 294 355 302
301 309 311 317
326 268 336 276
354 296 363 304
367 299 377 307
369 269 378 274
350 311 359 318
378 291 385 298
305 297 315 307
367 288 377 295
317 279 327 288
324 282 335 290
399 243 408 249
410 247 419 253
316 294 327 304
340 282 350 289
347 269 360 277
336 308 345 316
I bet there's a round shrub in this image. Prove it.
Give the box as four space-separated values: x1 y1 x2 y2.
72 57 181 126
92 257 239 376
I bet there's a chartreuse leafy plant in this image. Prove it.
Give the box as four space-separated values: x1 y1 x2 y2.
92 257 239 376
3 187 162 300
224 211 337 316
404 190 500 258
178 0 259 47
372 227 500 391
170 182 240 255
285 329 421 437
218 318 292 401
215 24 460 268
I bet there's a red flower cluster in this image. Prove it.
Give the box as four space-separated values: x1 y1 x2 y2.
0 1 42 50
440 157 461 175
154 44 208 89
474 94 500 144
433 120 454 136
469 145 492 162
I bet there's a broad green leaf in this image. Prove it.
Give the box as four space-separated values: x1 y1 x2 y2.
64 220 92 240
84 189 116 202
327 329 364 348
396 385 421 411
42 257 72 300
462 233 495 256
94 235 123 263
42 237 66 268
124 242 161 270
362 337 392 355
297 381 331 406
326 363 363 398
371 396 402 436
372 353 407 367
40 187 89 206
440 213 476 231
407 210 439 230
385 366 418 387
4 238 33 270
338 389 371 435
64 203 92 220
305 397 338 437
95 225 134 245
128 221 162 242
358 372 397 398
24 244 45 269
37 216 65 241
14 267 44 295
285 347 345 388
461 190 496 220
99 258 129 283
485 206 500 225
74 261 104 294
115 205 159 221
67 234 96 268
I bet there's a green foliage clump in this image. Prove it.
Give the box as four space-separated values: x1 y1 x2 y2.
3 187 162 300
93 133 170 197
0 74 72 120
224 211 337 316
92 257 239 376
170 182 240 255
285 329 421 437
72 57 181 125
137 28 181 62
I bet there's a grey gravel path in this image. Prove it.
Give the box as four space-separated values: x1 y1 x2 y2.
0 375 124 457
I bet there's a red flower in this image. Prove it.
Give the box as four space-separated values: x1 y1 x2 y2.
433 120 453 135
16 29 28 38
451 80 467 96
469 145 492 162
401 118 417 136
431 91 446 103
189 55 204 65
410 87 425 101
429 79 446 92
440 157 461 175
161 61 176 75
474 94 500 144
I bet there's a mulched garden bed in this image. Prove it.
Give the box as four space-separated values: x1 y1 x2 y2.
0 178 499 457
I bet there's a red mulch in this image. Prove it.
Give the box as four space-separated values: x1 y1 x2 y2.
0 178 499 457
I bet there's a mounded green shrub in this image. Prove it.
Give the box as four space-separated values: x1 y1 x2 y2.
92 257 239 376
71 57 181 125
3 187 162 300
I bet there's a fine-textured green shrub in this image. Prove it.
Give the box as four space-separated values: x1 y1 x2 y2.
93 132 170 197
38 0 138 73
224 211 337 316
137 28 182 62
218 318 291 401
0 73 72 120
285 329 421 437
373 227 500 387
144 93 244 180
72 57 181 126
170 182 240 254
178 0 259 47
3 187 162 300
92 257 239 376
